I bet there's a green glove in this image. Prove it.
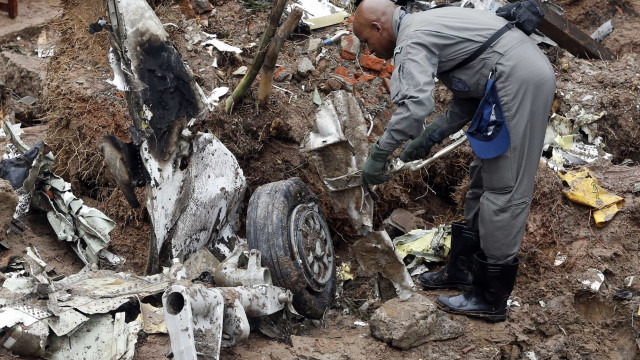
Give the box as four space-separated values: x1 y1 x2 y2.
361 142 393 186
400 123 442 162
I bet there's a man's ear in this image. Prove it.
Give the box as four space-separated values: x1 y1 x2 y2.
371 22 383 33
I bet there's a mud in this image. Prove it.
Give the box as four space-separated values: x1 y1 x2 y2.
0 0 62 39
0 179 17 238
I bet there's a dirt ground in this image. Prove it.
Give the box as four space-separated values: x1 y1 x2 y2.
1 0 640 358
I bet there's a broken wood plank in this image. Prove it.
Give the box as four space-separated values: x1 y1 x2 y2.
0 0 18 18
509 0 616 60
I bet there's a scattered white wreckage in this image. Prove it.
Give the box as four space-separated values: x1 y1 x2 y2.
0 247 156 358
0 239 300 358
293 0 350 30
543 106 611 171
87 0 338 357
1 120 121 267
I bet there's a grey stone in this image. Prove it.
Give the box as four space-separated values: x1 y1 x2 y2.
307 38 322 54
232 66 248 76
578 268 604 293
192 0 213 14
274 69 292 82
183 247 220 280
531 335 568 360
325 78 342 92
624 275 640 293
17 96 38 105
369 292 464 350
340 34 360 60
296 58 315 78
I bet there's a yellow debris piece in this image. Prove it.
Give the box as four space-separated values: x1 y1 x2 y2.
557 167 625 226
555 134 574 150
337 262 355 282
393 228 451 262
138 303 168 334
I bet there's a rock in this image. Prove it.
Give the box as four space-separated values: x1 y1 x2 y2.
0 179 18 239
325 78 342 92
232 66 248 76
531 335 568 359
316 57 329 72
14 96 42 125
296 58 315 78
384 61 395 74
307 38 322 54
192 0 213 14
382 78 391 94
335 66 348 77
381 61 395 78
624 275 640 293
270 118 291 138
589 247 621 260
369 292 464 350
16 95 38 105
359 54 385 71
333 66 356 88
578 268 605 293
357 73 376 82
183 247 220 280
274 67 292 82
340 34 360 60
385 208 427 233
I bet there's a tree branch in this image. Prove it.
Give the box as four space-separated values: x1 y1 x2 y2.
225 0 289 113
257 6 303 105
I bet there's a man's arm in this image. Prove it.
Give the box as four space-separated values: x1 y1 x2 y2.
432 96 480 138
377 39 439 152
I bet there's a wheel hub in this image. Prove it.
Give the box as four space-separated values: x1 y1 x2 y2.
290 203 334 292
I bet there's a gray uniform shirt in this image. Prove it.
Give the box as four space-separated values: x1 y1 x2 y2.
377 6 532 151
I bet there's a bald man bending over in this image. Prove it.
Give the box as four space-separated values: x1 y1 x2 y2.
354 0 556 322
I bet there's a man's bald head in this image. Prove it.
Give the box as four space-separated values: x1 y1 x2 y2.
353 0 398 60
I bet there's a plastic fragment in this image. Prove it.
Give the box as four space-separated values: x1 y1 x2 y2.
557 167 624 226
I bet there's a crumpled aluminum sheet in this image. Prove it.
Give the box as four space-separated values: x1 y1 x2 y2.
4 319 50 357
46 313 140 360
31 175 116 266
53 268 169 304
302 90 373 233
46 308 89 337
2 121 119 267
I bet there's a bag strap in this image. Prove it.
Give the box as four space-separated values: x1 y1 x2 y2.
448 22 515 73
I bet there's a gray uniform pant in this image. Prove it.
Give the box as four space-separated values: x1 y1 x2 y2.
464 41 556 263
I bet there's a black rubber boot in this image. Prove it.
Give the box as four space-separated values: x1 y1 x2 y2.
419 222 480 290
436 253 520 322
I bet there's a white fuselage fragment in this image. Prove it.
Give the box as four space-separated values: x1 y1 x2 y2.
141 132 246 259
